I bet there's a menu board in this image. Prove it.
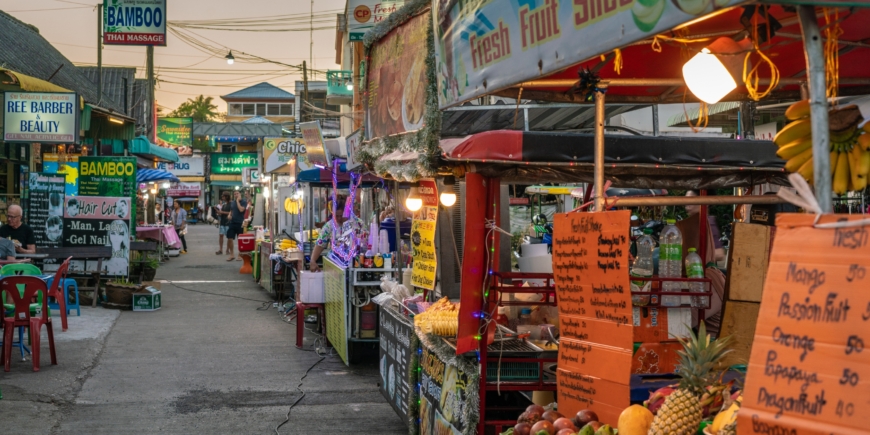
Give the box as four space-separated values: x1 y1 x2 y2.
379 306 417 425
324 258 349 365
411 179 438 290
63 196 131 276
27 173 65 248
553 210 633 426
739 214 870 435
420 346 468 435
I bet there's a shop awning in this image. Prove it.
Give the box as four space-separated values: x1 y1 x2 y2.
130 136 179 163
137 169 180 183
178 176 205 182
210 174 242 187
440 130 787 189
1 68 72 93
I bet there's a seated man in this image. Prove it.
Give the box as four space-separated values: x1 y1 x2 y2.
0 238 30 263
0 205 36 255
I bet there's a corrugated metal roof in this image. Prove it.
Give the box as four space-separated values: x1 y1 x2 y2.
79 67 136 117
0 11 126 114
221 82 295 101
667 101 741 127
242 116 274 124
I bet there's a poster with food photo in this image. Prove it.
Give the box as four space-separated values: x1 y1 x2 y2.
420 346 468 435
366 11 430 139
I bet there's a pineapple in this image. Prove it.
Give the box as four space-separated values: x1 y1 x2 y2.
648 322 733 435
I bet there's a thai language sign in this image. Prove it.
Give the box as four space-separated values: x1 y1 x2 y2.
346 0 405 41
420 346 468 435
156 156 204 176
298 122 330 168
210 153 257 174
432 0 745 108
411 179 438 290
552 210 633 426
166 182 201 198
366 11 429 140
263 137 306 173
63 196 131 276
27 173 66 248
156 117 193 156
103 0 167 46
3 92 78 143
739 214 870 435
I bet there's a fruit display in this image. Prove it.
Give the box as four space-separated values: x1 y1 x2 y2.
775 101 869 194
413 296 459 336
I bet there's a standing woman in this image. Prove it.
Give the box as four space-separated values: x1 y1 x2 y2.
172 201 188 254
216 192 231 255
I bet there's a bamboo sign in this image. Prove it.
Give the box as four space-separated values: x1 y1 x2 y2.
739 214 870 435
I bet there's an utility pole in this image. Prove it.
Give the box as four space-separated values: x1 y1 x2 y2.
309 0 314 80
97 3 103 105
302 60 309 123
147 45 155 141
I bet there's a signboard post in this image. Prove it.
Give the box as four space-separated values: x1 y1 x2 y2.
3 92 79 143
103 0 167 46
27 173 66 248
552 210 633 426
410 179 438 290
156 117 193 156
739 214 870 435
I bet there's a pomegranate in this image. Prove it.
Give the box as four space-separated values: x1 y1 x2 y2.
526 404 546 415
513 422 532 435
553 417 577 432
575 409 598 426
531 420 555 435
541 410 563 423
556 429 576 435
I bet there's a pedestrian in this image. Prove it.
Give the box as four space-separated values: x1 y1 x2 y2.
172 200 188 254
0 204 36 255
225 190 247 261
216 192 231 255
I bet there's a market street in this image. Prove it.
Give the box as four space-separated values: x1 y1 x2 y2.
0 224 407 434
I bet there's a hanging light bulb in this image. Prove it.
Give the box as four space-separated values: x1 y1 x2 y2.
162 182 170 189
682 37 751 104
225 51 235 65
439 176 457 207
405 188 423 212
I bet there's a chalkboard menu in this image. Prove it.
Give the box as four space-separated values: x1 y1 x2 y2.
420 346 468 435
27 172 65 248
740 214 870 435
552 210 633 426
63 195 130 276
379 306 416 425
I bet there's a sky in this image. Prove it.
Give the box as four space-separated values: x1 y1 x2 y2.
0 0 346 114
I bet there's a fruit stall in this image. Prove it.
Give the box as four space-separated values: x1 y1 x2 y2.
354 0 870 434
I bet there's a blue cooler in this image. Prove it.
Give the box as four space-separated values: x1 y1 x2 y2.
380 218 413 252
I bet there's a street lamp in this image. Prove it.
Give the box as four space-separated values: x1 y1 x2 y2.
225 51 235 65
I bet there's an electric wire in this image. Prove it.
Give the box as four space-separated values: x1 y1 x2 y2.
274 354 326 434
162 280 273 304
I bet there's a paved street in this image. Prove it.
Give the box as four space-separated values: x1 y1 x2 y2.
1 224 407 434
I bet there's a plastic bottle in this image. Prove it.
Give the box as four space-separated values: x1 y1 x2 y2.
685 248 707 308
518 308 532 325
659 219 683 306
631 228 655 305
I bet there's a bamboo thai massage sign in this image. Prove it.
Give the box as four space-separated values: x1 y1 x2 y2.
411 179 438 290
739 214 870 435
552 210 633 426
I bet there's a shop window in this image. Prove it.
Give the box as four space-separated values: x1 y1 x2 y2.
229 104 243 115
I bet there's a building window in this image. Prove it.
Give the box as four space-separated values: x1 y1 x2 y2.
229 103 242 115
242 104 255 115
280 104 293 115
256 104 266 116
267 104 280 116
221 144 236 153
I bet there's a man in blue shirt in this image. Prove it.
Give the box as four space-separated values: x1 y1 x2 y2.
226 190 248 261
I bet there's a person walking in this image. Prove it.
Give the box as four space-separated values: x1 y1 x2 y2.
216 193 231 255
225 190 247 261
172 201 188 254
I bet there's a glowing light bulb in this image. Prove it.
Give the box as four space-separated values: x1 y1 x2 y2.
440 192 457 207
405 197 423 212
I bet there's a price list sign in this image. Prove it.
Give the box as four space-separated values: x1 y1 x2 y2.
379 306 417 424
553 210 633 425
740 214 870 435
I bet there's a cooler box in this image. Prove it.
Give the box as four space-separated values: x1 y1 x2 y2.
299 271 325 303
238 233 256 252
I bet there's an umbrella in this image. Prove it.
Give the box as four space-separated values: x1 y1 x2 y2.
137 169 180 183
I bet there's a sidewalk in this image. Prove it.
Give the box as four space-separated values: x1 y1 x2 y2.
1 224 407 434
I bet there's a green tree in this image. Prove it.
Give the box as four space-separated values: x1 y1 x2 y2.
169 95 220 152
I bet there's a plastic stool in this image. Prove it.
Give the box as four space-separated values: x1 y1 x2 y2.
0 326 31 360
46 278 80 317
295 302 326 349
239 253 253 274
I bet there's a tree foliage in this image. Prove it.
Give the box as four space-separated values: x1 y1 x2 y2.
168 95 220 122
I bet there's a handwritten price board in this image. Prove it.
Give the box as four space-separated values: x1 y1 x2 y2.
553 211 633 425
739 214 870 435
324 259 349 365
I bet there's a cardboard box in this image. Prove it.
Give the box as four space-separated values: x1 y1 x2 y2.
725 223 771 302
719 300 760 367
299 271 325 303
631 341 684 374
132 287 162 312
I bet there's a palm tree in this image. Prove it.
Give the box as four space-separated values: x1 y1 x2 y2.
169 95 219 122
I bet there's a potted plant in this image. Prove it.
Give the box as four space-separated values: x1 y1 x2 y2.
142 258 159 282
104 278 143 310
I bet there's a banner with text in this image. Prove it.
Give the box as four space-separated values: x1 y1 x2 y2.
739 214 870 435
27 173 65 248
210 153 257 175
420 346 468 435
432 0 745 108
64 196 131 276
366 11 429 140
411 179 438 290
299 122 330 168
263 137 305 174
156 156 205 176
3 92 78 143
156 117 193 156
379 306 419 428
346 0 405 41
103 0 167 46
552 210 632 426
43 154 79 197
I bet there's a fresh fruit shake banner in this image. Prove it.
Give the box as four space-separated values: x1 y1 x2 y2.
420 346 469 435
63 195 131 276
42 154 79 197
411 179 438 290
740 214 870 435
27 173 66 248
432 0 747 109
552 210 633 426
365 11 430 140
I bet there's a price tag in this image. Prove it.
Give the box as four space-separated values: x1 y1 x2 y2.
740 214 870 435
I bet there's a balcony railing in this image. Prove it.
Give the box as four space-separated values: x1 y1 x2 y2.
326 70 353 105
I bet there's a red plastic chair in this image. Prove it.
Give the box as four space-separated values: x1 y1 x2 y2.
47 257 72 331
2 276 56 372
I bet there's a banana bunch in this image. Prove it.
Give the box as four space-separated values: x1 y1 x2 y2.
279 239 297 250
776 101 869 194
414 297 459 337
